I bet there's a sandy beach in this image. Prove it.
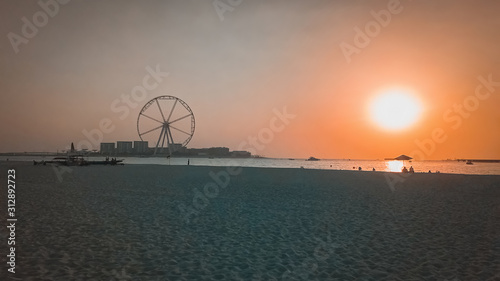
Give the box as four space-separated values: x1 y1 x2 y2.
1 161 499 280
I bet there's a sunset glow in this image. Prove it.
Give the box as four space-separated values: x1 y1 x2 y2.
0 1 499 160
370 89 422 131
386 160 405 172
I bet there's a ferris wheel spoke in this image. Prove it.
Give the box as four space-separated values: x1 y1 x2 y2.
170 125 191 136
156 99 167 122
169 113 192 124
166 99 178 122
139 124 163 136
140 113 163 124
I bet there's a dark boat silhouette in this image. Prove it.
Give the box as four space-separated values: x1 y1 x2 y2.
306 156 320 161
33 142 123 166
34 155 124 166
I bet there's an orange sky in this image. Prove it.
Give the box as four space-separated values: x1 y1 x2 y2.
0 0 499 159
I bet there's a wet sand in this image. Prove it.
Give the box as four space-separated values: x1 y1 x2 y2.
1 161 499 280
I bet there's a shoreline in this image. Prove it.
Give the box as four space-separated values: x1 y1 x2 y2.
2 160 500 177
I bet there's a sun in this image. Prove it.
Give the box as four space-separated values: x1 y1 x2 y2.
370 89 422 130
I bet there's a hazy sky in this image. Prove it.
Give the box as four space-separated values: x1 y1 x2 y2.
1 0 499 159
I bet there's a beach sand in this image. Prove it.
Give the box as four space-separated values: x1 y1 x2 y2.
1 161 499 280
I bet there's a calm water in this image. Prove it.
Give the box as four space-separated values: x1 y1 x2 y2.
7 156 500 175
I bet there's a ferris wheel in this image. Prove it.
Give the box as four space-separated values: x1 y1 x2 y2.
137 96 195 155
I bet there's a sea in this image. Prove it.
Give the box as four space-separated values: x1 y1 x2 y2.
5 155 500 175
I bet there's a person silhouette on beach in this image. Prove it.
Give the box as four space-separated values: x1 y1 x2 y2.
402 166 408 173
358 167 362 171
409 166 414 173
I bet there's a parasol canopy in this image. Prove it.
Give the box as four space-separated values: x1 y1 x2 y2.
395 155 412 161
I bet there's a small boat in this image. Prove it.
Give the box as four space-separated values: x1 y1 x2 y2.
88 158 124 165
34 156 124 166
34 155 89 166
466 160 474 165
306 156 320 161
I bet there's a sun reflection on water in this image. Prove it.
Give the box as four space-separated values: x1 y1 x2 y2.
386 160 404 172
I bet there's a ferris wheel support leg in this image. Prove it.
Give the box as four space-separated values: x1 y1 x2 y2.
166 127 175 156
160 128 167 154
154 126 165 155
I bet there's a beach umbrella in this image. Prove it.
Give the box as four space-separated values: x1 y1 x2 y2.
395 155 412 161
395 154 412 167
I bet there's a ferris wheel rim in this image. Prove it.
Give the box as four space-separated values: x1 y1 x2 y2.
136 95 195 149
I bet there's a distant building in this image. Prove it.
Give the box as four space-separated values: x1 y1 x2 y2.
100 141 250 157
134 141 148 154
185 148 203 156
183 147 239 157
100 143 115 155
116 141 133 154
208 147 230 156
150 143 185 155
231 151 251 158
185 147 212 156
170 143 184 154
